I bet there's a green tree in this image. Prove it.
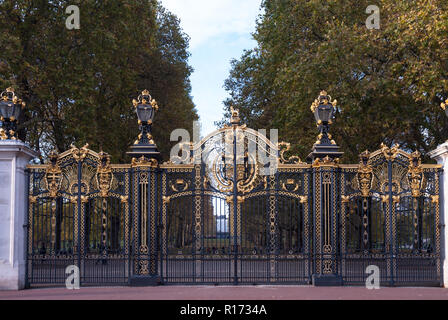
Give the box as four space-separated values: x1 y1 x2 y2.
222 0 448 162
0 0 198 162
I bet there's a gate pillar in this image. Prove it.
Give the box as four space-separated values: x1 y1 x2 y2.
308 91 343 286
128 90 162 286
429 142 448 287
0 140 38 290
311 160 343 286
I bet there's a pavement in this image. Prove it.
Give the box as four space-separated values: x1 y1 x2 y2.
1 285 448 300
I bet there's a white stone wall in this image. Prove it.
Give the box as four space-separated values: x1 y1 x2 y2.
429 142 448 288
0 141 38 290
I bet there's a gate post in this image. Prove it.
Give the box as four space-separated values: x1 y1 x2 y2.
0 140 38 290
429 142 448 287
127 90 162 286
308 91 344 286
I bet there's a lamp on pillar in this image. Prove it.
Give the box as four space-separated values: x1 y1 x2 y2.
0 87 25 141
0 87 38 290
307 90 343 163
127 90 161 164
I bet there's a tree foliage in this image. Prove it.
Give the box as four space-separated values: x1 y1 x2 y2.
0 0 198 162
222 0 448 162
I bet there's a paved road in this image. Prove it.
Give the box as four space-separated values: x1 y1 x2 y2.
1 286 448 300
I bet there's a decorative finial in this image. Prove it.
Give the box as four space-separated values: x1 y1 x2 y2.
127 90 161 161
48 150 59 166
133 90 159 112
230 106 240 125
359 150 370 165
310 90 337 113
410 150 422 167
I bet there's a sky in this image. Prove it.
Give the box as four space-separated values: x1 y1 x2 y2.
160 0 263 136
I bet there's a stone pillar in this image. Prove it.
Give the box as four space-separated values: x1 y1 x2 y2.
0 140 38 290
429 142 448 287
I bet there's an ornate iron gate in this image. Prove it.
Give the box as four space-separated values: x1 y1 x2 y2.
340 146 442 286
27 146 132 286
25 113 442 287
159 121 311 284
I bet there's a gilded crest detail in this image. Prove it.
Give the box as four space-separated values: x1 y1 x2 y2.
131 156 158 168
357 150 374 197
96 151 113 198
407 151 424 198
45 151 62 198
70 143 90 162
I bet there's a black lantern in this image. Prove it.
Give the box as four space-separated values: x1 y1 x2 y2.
131 89 159 146
0 87 25 140
134 90 157 124
307 90 343 162
313 99 335 123
127 90 161 162
310 91 338 146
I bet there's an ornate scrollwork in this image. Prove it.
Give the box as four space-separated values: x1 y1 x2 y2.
45 151 62 198
380 143 400 161
96 151 113 197
278 142 301 164
357 150 374 197
312 156 339 168
131 156 158 168
281 179 300 192
237 196 245 204
70 143 90 162
407 151 424 198
169 178 189 192
209 148 261 194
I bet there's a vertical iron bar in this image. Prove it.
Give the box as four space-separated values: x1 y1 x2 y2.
77 159 82 286
388 159 394 286
147 169 151 276
233 127 238 285
24 168 30 288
